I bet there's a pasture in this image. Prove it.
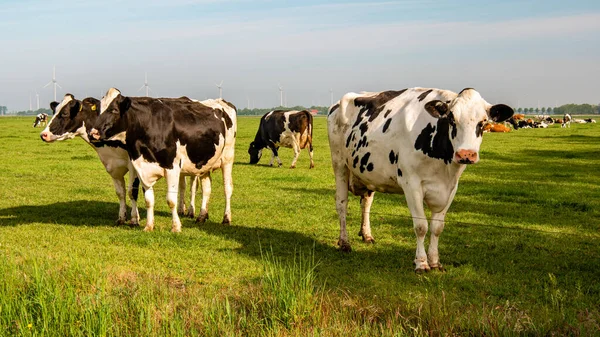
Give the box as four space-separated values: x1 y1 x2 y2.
0 115 599 336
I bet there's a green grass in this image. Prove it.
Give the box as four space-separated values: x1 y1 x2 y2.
1 116 599 336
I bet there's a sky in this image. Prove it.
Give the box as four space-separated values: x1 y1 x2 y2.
1 0 599 111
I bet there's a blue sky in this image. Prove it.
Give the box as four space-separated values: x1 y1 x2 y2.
1 0 599 111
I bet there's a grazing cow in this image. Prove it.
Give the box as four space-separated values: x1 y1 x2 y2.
584 118 596 123
555 118 564 125
562 114 572 128
248 110 314 168
89 88 237 232
328 88 513 272
33 113 48 127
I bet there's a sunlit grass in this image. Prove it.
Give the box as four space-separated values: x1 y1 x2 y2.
0 116 599 335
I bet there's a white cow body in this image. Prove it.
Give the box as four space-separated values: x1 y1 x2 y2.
328 88 513 272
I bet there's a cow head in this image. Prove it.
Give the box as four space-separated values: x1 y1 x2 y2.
419 88 513 165
248 142 263 164
40 94 100 142
89 88 130 144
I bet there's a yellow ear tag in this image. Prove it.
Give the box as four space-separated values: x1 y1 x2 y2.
91 105 96 111
79 104 83 112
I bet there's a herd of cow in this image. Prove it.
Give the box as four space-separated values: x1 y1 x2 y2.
481 112 596 133
33 86 585 272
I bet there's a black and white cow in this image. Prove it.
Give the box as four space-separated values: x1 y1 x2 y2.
89 88 237 232
248 110 314 168
328 88 513 272
33 113 48 127
562 114 572 128
40 94 142 225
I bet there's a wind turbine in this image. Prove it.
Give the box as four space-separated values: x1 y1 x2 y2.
330 88 333 106
35 90 40 110
43 65 62 102
215 80 223 98
138 72 152 97
29 94 32 111
278 84 283 107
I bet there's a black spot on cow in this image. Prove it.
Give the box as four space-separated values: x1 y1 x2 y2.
414 113 456 164
356 136 368 150
359 152 371 173
384 109 392 118
131 177 140 200
346 132 353 148
397 168 403 177
328 103 339 115
353 156 359 168
382 118 392 133
352 90 406 128
366 163 374 172
476 121 484 137
418 89 433 102
389 150 398 164
359 122 369 136
221 99 237 112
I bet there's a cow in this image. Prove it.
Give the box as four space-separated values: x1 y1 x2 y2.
562 114 571 128
89 88 237 232
482 122 511 133
248 110 314 168
327 87 513 272
39 94 200 225
33 113 48 127
584 118 597 123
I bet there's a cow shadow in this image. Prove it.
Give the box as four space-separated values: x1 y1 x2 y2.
0 201 169 228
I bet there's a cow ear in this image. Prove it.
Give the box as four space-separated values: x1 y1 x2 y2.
424 100 449 119
118 96 131 113
50 101 59 114
488 104 514 123
70 101 81 116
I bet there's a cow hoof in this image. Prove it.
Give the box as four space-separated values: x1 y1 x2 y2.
290 165 296 169
143 226 154 232
115 219 126 226
186 210 195 218
196 213 209 223
278 163 283 168
128 220 139 228
430 264 445 272
337 240 352 252
171 228 182 233
414 260 431 274
309 164 315 169
414 267 430 274
221 217 231 225
362 236 375 244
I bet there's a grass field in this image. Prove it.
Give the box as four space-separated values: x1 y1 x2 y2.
1 115 599 336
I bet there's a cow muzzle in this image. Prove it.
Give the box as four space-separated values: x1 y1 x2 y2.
89 128 101 141
40 131 54 142
454 149 478 164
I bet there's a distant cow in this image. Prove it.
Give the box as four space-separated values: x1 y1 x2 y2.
33 113 48 127
562 114 571 128
89 88 237 232
513 113 525 120
248 110 314 168
584 118 596 123
485 123 511 133
328 88 513 272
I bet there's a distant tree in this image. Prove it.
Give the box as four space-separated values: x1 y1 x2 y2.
517 107 522 113
541 107 546 113
535 107 540 113
547 107 553 114
554 104 597 115
0 106 7 115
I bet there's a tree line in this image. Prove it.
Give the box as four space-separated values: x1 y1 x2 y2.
515 104 599 115
237 106 329 116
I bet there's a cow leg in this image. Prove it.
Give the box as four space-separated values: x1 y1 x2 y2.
358 191 375 243
333 164 351 252
127 169 140 226
427 211 447 271
177 175 187 215
308 143 315 169
111 176 127 225
403 188 430 272
187 176 198 218
290 142 300 169
143 187 155 232
165 169 183 233
196 174 211 223
221 161 233 225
